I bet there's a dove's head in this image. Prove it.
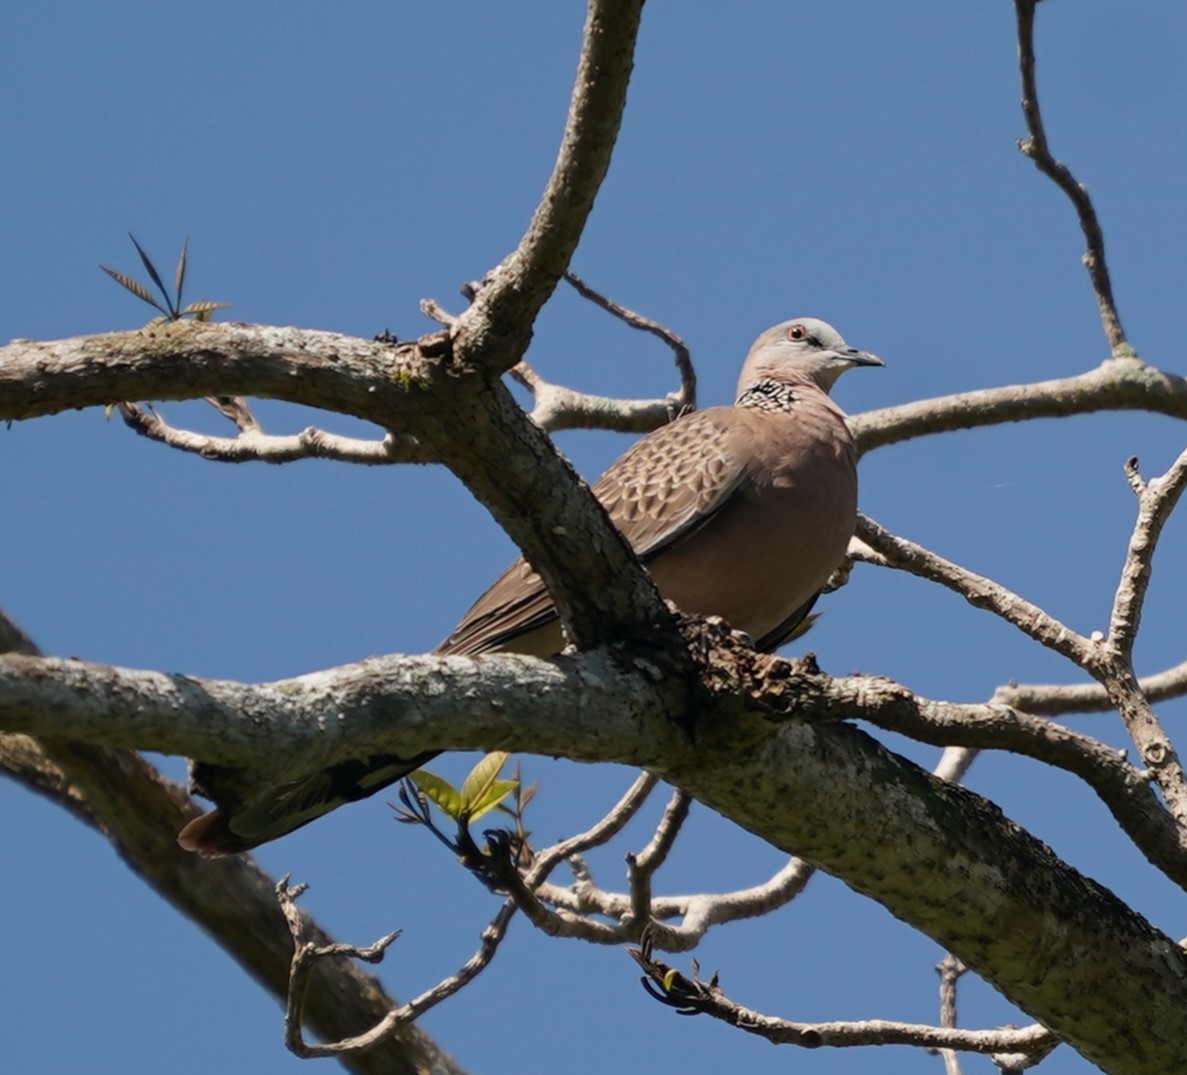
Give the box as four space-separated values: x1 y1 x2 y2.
736 317 883 399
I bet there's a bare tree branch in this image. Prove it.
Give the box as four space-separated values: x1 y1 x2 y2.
1091 449 1187 828
562 268 695 404
501 273 694 433
511 356 691 434
1013 0 1129 356
3 634 1186 1069
993 658 1187 716
281 877 519 1059
451 0 647 373
0 322 448 426
533 853 815 946
851 362 1187 457
854 514 1094 665
537 770 661 870
1108 448 1187 658
934 953 970 1075
426 276 694 435
627 789 691 931
119 400 434 465
628 931 1057 1057
934 746 979 785
0 610 462 1075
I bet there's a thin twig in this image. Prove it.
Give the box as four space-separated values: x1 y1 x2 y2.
993 657 1187 716
278 877 401 1057
565 269 695 412
515 370 694 434
278 875 518 1058
529 771 660 882
1107 447 1187 659
627 931 1056 1056
533 854 816 950
854 515 1093 665
1013 0 1129 356
118 401 433 465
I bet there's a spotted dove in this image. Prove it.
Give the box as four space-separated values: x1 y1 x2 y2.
178 317 882 854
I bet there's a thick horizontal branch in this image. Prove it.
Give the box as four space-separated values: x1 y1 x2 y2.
843 684 1187 890
0 648 692 774
1 642 1185 1070
0 322 449 426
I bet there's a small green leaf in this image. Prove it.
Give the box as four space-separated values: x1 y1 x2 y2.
408 768 464 820
466 778 519 823
460 752 510 811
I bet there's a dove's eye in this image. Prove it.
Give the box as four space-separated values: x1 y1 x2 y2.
786 324 808 342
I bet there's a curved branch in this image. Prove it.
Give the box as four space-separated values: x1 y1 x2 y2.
452 0 646 372
1013 0 1128 356
508 273 693 433
537 852 814 941
512 359 689 435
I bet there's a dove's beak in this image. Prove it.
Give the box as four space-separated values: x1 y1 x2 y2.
843 347 884 369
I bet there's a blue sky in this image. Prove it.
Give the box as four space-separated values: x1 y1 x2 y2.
3 3 1186 1073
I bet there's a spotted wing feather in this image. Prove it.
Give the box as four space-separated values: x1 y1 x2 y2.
437 409 747 656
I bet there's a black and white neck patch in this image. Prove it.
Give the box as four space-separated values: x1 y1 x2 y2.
737 379 798 413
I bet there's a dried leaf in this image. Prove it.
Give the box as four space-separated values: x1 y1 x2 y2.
182 300 230 322
174 236 189 305
99 265 168 314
